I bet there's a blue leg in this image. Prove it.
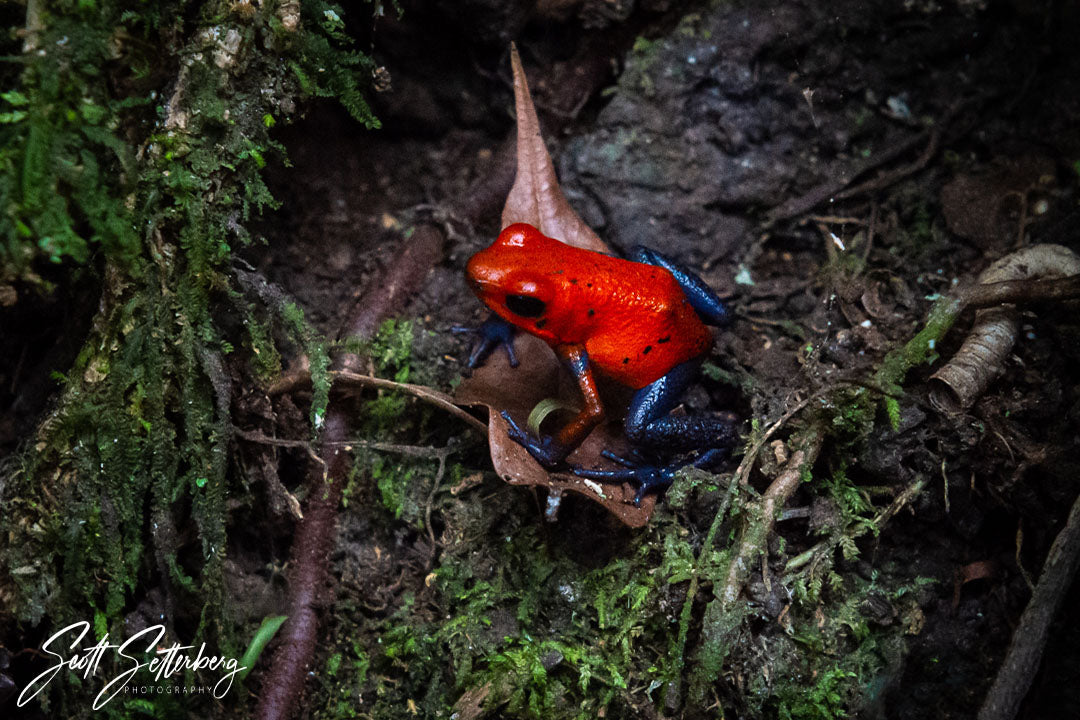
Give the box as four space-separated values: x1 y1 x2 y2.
572 355 737 505
630 246 731 327
625 356 737 452
453 313 518 368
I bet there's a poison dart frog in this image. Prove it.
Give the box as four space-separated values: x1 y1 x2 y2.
465 222 737 504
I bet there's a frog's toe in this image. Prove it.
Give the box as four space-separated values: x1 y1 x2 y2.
454 315 518 368
500 411 566 468
572 457 675 507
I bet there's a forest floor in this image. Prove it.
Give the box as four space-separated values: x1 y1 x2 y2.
3 0 1080 718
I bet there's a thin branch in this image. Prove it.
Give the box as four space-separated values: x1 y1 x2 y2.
978 489 1080 720
268 369 487 433
783 474 927 576
720 431 824 607
959 274 1080 308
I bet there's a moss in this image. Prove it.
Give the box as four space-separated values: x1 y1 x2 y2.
0 0 383 713
874 295 962 393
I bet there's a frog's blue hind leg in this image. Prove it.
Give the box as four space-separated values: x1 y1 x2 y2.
629 246 731 327
625 356 737 454
572 355 737 505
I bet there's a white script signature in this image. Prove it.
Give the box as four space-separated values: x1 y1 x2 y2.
17 621 246 709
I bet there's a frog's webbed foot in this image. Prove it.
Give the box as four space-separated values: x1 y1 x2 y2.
572 447 729 506
571 450 673 506
500 410 570 468
453 314 518 368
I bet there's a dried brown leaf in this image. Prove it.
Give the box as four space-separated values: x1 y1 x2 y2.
501 44 608 253
456 334 655 527
456 45 655 526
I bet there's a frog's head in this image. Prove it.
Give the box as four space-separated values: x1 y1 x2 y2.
466 223 557 327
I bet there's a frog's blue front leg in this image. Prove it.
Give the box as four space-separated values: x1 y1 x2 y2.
629 246 731 327
453 313 518 368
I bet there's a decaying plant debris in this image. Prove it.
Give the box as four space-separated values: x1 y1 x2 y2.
929 244 1080 414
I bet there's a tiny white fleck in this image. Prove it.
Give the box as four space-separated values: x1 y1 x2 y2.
859 319 872 328
582 479 606 498
830 232 845 251
734 265 755 286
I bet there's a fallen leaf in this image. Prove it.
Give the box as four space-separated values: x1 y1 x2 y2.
501 45 608 254
455 45 656 526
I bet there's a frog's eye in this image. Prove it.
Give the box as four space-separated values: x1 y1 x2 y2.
505 294 546 318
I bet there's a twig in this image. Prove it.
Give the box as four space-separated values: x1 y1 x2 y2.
21 0 44 53
733 391 816 487
234 427 461 459
423 450 450 569
269 369 487 433
958 273 1080 308
784 474 926 575
720 430 823 607
834 126 941 202
977 490 1080 720
765 128 932 224
767 98 978 225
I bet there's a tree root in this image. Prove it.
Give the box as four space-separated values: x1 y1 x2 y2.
255 225 443 720
977 488 1080 720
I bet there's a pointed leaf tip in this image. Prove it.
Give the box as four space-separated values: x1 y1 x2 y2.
502 44 608 254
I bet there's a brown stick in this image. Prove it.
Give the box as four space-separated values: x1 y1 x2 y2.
268 369 486 433
959 274 1080 308
977 489 1080 720
255 224 444 720
719 431 823 608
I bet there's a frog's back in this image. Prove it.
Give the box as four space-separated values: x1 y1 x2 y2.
581 263 713 387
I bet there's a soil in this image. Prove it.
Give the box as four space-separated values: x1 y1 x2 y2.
3 0 1080 718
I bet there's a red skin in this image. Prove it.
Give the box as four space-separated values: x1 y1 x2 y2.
467 223 713 389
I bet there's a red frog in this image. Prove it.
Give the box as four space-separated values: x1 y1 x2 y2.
465 223 737 504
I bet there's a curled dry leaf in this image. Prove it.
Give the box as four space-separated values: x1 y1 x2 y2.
929 244 1080 414
500 45 609 255
456 334 657 527
455 45 657 526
